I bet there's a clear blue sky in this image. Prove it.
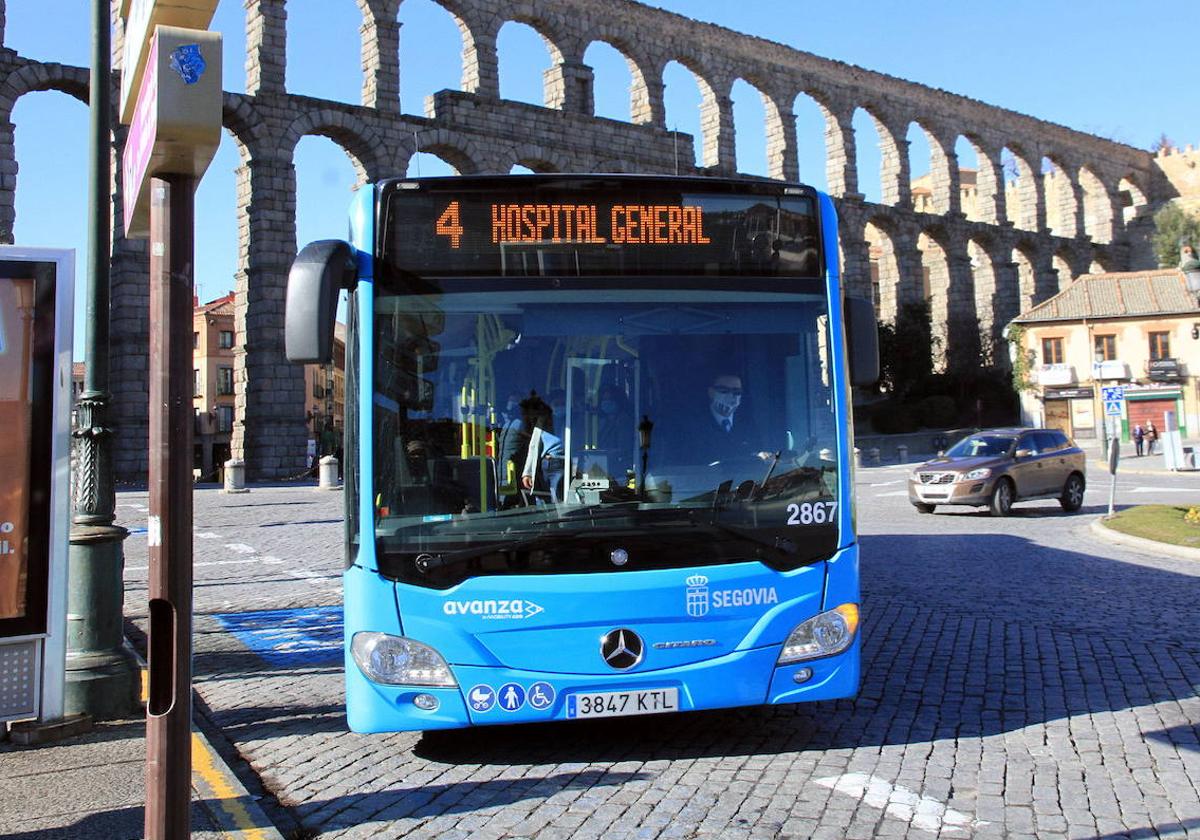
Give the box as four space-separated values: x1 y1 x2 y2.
6 0 1198 358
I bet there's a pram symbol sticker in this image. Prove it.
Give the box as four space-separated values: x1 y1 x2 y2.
686 575 709 618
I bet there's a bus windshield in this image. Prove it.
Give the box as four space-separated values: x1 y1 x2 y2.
371 283 840 588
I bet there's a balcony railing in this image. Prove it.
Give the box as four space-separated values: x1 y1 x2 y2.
1091 360 1129 381
1037 363 1075 387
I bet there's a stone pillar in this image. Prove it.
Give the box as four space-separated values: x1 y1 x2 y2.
930 135 960 216
700 87 735 173
461 28 499 99
1032 253 1059 305
824 107 858 199
110 124 150 482
232 156 308 479
881 131 909 208
969 245 999 361
1012 154 1042 232
839 228 872 301
0 117 13 243
245 0 287 96
630 67 665 127
544 59 593 114
992 259 1021 363
894 231 925 311
944 244 979 369
974 149 1004 225
764 93 798 181
362 5 400 113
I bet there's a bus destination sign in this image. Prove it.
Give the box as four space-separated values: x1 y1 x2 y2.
440 201 713 248
386 187 820 279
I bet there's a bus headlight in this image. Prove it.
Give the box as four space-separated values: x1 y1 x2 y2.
350 632 458 687
777 603 859 664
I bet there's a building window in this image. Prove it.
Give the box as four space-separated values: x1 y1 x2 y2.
1094 334 1116 361
219 330 234 349
1149 331 1170 360
1041 337 1064 365
217 366 234 396
193 369 201 397
217 405 234 432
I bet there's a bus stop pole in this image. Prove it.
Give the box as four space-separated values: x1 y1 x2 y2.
145 174 196 840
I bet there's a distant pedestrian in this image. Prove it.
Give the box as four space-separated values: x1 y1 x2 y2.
1146 421 1159 455
1133 424 1145 457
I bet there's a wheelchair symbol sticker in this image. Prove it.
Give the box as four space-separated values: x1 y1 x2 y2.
527 681 555 710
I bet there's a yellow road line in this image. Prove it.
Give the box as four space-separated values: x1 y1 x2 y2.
191 731 272 839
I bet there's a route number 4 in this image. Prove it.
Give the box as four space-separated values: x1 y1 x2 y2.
436 201 464 248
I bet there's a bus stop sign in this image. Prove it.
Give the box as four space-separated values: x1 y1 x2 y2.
1102 385 1125 417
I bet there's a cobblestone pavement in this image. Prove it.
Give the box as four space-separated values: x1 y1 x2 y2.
118 473 1200 839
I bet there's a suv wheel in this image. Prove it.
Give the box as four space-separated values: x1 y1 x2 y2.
989 478 1014 517
1060 473 1085 512
914 502 936 514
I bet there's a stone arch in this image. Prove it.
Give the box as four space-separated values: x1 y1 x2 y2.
851 105 899 204
496 18 562 108
0 62 89 106
281 110 389 183
907 120 954 215
663 54 725 170
1078 165 1114 244
1117 173 1149 225
582 39 633 121
398 0 464 115
404 127 486 175
505 143 572 173
578 31 653 124
958 135 1003 225
1041 153 1079 238
1002 144 1039 232
1089 256 1113 274
792 89 831 192
662 59 705 168
730 76 771 177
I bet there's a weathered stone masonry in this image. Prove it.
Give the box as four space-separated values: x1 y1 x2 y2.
0 0 1176 479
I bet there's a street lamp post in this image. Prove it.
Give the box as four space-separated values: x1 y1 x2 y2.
64 0 139 719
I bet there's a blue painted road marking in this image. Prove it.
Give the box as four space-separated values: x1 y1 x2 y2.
214 606 343 668
497 682 525 712
468 684 496 712
528 681 555 710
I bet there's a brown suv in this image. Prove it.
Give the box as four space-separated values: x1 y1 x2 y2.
907 428 1086 516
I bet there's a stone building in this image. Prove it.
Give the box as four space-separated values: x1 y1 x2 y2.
2 0 1197 478
1010 269 1197 441
193 293 237 480
304 324 346 467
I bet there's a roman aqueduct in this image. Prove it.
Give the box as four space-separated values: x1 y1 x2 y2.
0 0 1183 478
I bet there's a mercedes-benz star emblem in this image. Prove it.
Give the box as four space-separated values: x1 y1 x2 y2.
600 628 644 670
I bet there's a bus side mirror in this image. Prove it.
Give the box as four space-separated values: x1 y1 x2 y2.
845 296 879 387
285 239 358 364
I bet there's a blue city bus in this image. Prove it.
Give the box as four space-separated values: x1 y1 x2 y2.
285 174 878 731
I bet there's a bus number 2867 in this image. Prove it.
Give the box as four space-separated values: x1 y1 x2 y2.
786 501 837 525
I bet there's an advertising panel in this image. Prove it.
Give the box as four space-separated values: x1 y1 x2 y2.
0 249 72 724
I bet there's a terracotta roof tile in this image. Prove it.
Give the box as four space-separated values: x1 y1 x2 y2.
1012 269 1197 323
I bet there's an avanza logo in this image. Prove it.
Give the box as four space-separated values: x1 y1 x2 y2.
443 599 545 620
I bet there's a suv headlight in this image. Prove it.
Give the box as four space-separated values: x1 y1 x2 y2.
777 603 859 664
350 632 457 686
958 468 991 481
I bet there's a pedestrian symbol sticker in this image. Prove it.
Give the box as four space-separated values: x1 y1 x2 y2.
468 684 495 712
527 681 555 711
497 682 526 711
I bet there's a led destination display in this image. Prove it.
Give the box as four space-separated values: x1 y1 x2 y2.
384 182 821 279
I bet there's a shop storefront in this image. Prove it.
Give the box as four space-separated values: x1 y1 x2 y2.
1043 387 1096 439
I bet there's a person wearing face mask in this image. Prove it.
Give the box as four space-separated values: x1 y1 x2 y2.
690 372 768 465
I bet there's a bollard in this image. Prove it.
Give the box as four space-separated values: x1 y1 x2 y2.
223 458 249 494
868 447 880 466
319 455 341 490
854 446 864 467
897 444 908 463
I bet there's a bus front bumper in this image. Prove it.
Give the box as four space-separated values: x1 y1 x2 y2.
345 639 860 732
